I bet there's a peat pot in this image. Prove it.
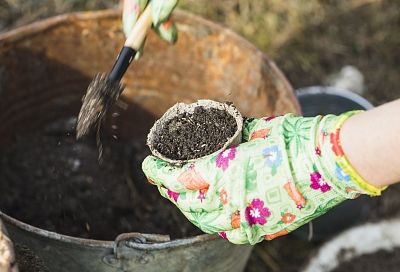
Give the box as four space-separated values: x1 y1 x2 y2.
147 99 244 164
0 9 300 272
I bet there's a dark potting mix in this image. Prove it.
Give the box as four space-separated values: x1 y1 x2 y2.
0 117 201 240
154 106 237 160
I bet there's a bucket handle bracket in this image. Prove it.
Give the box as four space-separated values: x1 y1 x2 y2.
102 232 171 269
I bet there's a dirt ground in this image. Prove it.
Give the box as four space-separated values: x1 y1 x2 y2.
0 1 399 271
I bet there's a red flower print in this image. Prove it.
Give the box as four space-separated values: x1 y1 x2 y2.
281 212 296 224
231 211 241 229
250 128 270 140
178 165 209 190
265 229 289 241
161 19 173 30
330 129 344 156
283 181 306 209
220 189 228 205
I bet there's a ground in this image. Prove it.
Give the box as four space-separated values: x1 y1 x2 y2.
0 0 399 271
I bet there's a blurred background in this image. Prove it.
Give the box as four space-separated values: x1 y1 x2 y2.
0 0 399 271
0 0 399 105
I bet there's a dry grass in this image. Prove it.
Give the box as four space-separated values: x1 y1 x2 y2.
179 0 400 105
1 0 398 105
0 0 118 30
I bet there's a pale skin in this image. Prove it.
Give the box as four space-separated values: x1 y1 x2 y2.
341 98 400 188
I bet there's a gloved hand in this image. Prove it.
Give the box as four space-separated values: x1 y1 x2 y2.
122 0 178 58
142 112 384 245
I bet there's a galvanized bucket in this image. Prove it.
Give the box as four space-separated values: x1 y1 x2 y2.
0 9 300 272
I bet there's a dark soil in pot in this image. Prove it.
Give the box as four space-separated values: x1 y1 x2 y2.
0 117 201 240
332 247 400 272
154 106 237 160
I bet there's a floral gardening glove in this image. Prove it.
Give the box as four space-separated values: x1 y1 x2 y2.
122 0 178 59
142 112 384 245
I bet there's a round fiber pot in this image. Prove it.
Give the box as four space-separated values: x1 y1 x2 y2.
293 86 373 241
0 9 300 272
147 99 243 164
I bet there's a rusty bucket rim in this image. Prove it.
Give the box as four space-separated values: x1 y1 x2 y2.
0 8 300 113
0 8 267 55
0 211 218 249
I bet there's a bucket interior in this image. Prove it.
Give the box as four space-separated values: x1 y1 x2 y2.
0 10 298 241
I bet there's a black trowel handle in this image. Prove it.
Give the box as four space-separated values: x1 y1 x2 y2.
108 3 153 82
108 47 137 82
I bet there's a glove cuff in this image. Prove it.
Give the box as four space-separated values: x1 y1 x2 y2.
318 111 386 197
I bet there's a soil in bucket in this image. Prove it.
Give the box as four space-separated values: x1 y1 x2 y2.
0 117 201 240
332 247 400 272
154 106 237 160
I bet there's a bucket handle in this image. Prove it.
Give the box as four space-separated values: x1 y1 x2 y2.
102 232 171 268
113 232 171 254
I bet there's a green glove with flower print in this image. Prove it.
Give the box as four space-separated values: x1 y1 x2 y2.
122 0 178 59
142 112 384 245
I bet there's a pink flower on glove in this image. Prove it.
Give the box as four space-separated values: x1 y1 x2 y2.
216 147 237 171
245 199 271 226
218 232 228 240
310 171 331 193
167 189 180 202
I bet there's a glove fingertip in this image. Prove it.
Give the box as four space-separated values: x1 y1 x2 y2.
155 21 178 44
151 0 178 25
142 155 159 176
122 15 135 38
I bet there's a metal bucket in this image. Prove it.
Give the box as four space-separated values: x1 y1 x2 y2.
294 86 373 241
0 9 300 272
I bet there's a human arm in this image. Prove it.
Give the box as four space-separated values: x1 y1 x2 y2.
341 99 400 187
